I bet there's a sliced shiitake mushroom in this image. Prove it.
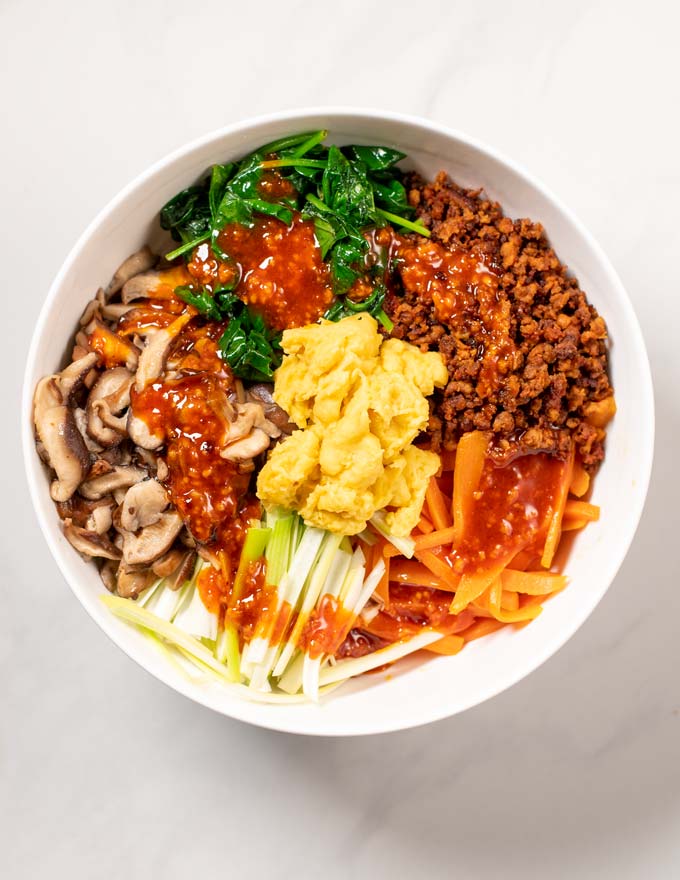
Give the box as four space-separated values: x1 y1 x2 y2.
120 479 168 532
99 559 119 593
121 510 183 566
134 313 192 390
33 377 90 503
86 367 134 447
247 383 295 434
116 563 156 599
79 465 147 500
106 247 156 298
127 411 164 451
221 428 271 461
63 519 121 560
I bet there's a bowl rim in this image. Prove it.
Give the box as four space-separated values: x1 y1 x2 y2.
22 106 655 736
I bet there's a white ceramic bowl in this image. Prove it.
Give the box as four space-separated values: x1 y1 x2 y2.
22 108 654 736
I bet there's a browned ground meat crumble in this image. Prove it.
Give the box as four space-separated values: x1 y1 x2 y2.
385 172 613 472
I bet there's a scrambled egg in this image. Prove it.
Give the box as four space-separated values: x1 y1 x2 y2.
257 314 448 536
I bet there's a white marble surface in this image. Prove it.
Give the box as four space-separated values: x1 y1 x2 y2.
2 0 679 876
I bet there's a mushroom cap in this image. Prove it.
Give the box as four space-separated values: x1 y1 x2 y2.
86 367 133 447
34 377 91 503
106 247 156 298
121 510 184 566
63 519 122 560
120 479 169 532
247 383 295 434
116 563 156 599
221 427 271 461
134 312 192 391
127 412 164 451
57 352 99 403
219 401 281 462
79 465 147 500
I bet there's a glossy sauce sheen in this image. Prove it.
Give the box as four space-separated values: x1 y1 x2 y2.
227 557 273 641
368 584 475 641
395 236 515 397
187 213 334 331
299 595 354 660
129 316 257 558
458 453 564 572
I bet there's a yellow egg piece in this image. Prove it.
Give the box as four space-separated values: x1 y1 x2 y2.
257 314 448 536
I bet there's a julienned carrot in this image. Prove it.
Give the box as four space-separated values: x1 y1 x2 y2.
561 515 585 529
570 459 590 497
508 548 537 572
469 603 493 619
460 618 505 642
541 446 575 569
513 592 551 629
500 569 568 596
564 500 600 522
501 590 519 611
422 634 465 655
451 430 488 546
488 577 542 623
413 525 457 553
390 559 442 589
449 555 513 615
425 476 452 531
417 514 435 534
415 550 460 592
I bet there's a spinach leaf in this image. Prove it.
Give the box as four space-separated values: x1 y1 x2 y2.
344 145 406 170
160 184 211 243
175 285 223 320
322 145 375 224
160 131 425 362
311 216 337 259
371 177 411 215
209 163 235 218
218 303 282 382
330 238 369 296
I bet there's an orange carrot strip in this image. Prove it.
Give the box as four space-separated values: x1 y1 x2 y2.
469 603 493 618
500 569 568 596
451 430 489 546
449 556 512 615
425 476 452 531
561 517 588 532
508 548 536 572
541 447 575 569
413 525 457 553
570 459 590 497
422 634 465 655
488 576 542 623
564 500 600 522
390 559 442 589
461 618 505 642
417 514 435 535
520 593 548 609
415 550 461 592
451 431 489 544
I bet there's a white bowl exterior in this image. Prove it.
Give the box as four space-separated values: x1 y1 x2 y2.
22 109 654 735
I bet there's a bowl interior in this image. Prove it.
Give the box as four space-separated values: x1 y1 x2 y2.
22 109 654 735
